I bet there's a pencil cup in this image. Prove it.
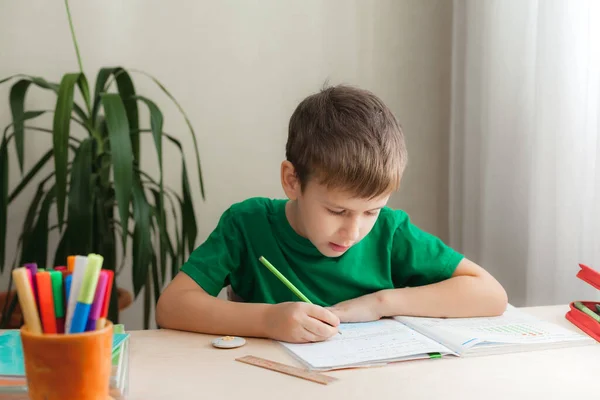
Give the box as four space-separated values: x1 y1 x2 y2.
20 321 114 400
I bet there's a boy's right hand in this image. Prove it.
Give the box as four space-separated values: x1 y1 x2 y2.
263 302 340 343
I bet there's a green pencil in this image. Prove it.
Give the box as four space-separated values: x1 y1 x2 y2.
258 256 312 304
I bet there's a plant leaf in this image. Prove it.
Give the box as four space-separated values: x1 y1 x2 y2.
115 69 139 161
102 93 133 251
151 249 161 308
150 191 166 287
135 96 163 166
19 184 46 266
91 68 114 122
137 95 167 279
77 74 92 115
143 266 152 330
92 68 140 161
131 174 152 298
23 186 55 268
2 74 89 126
53 73 82 231
3 110 49 140
9 80 32 173
181 160 197 255
131 70 205 199
65 138 94 254
93 190 119 324
0 137 8 271
156 132 197 254
163 186 182 275
8 149 53 203
53 226 70 267
150 189 177 287
136 168 183 271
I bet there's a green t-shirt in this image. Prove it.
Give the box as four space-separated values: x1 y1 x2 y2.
181 197 464 306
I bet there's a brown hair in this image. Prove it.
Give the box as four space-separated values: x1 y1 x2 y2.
286 85 408 198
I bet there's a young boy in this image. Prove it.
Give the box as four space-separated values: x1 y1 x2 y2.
156 85 507 343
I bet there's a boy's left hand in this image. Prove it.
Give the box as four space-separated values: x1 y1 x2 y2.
328 293 382 323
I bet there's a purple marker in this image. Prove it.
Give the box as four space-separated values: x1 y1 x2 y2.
23 263 38 304
85 270 109 331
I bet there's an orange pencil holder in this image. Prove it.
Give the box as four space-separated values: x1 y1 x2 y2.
20 321 114 400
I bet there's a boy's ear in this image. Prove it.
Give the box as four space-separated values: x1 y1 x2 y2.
281 160 301 200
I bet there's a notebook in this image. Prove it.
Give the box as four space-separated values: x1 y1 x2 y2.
280 305 596 371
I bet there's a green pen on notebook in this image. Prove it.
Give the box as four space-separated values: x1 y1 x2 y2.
259 256 312 303
259 256 342 335
574 301 600 323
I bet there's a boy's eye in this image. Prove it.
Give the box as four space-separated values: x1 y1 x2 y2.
365 210 379 216
327 209 345 216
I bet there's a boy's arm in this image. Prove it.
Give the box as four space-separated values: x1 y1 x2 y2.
378 258 508 318
156 272 271 337
156 272 340 342
330 258 508 322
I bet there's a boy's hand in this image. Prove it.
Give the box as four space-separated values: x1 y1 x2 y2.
263 302 340 343
328 293 383 323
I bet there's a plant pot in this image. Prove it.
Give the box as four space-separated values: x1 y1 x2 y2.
0 287 133 329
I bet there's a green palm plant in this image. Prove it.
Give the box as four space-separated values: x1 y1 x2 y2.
0 0 204 328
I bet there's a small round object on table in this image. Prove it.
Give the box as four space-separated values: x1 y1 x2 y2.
211 336 246 349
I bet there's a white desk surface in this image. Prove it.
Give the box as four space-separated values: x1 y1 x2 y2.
128 305 598 400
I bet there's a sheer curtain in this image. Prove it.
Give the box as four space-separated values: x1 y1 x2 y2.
450 0 600 306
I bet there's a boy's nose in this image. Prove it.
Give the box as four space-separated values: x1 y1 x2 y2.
341 220 360 243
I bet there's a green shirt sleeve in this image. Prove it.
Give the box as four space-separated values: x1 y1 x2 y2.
390 211 464 287
180 207 245 296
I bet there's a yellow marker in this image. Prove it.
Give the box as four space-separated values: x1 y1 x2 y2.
12 267 42 334
95 318 106 331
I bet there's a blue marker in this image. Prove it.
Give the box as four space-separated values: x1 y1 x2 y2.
64 275 73 307
69 254 103 334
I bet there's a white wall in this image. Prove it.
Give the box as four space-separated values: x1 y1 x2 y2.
0 0 452 330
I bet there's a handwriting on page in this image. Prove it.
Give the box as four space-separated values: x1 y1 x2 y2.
398 307 586 347
280 319 449 370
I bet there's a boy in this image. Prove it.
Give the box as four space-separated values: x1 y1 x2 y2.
156 85 507 343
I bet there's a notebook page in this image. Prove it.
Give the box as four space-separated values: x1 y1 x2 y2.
395 305 591 354
279 319 454 370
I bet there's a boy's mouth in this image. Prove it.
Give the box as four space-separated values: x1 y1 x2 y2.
328 242 350 252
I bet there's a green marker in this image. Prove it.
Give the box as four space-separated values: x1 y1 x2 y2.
596 304 600 315
259 256 312 304
574 301 600 323
49 271 64 318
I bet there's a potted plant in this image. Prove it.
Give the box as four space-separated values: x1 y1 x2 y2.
0 0 204 329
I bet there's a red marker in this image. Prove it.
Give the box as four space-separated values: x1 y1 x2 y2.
96 270 114 330
36 272 57 334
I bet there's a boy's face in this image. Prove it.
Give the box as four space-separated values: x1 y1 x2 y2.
282 162 391 257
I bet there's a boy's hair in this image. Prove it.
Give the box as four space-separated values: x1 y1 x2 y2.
286 85 407 198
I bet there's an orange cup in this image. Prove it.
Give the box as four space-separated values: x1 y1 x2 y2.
20 321 114 400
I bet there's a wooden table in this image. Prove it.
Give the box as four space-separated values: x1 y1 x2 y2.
127 305 599 400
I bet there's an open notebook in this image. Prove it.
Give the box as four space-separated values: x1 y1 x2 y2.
280 305 595 371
